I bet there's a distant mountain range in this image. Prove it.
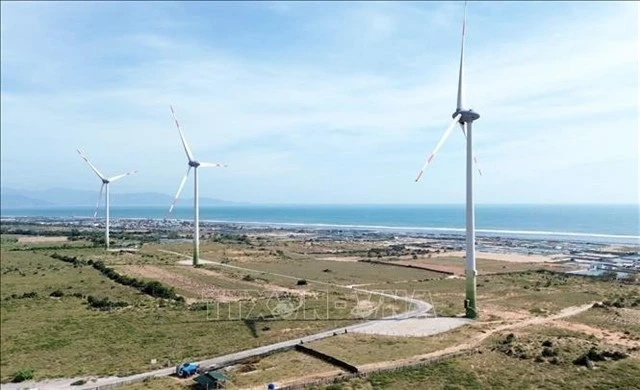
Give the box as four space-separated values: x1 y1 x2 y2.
0 187 237 208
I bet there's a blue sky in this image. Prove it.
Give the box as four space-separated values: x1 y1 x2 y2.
1 1 638 204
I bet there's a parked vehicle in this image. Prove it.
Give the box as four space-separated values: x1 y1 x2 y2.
176 362 200 378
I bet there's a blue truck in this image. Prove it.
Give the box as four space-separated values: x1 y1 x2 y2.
176 362 200 378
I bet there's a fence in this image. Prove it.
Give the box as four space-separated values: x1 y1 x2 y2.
294 345 358 374
361 260 454 275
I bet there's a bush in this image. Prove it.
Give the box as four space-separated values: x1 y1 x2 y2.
50 290 65 298
573 347 627 367
586 347 606 362
86 296 129 311
190 302 210 311
90 260 182 301
71 379 87 386
242 274 256 282
550 357 563 365
11 369 34 383
602 350 628 361
573 354 591 367
296 279 308 286
50 253 87 267
4 291 39 301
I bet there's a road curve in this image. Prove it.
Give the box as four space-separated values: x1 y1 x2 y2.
1 251 433 390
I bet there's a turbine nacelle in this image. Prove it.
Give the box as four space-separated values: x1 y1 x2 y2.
189 160 201 168
453 109 481 124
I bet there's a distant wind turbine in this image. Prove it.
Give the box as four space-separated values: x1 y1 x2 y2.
414 2 481 319
77 149 137 249
166 105 227 266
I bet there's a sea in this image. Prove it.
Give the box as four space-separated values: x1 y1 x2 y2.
2 204 639 245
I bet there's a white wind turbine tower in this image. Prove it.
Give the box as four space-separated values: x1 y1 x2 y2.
77 149 137 250
166 105 227 266
414 2 481 319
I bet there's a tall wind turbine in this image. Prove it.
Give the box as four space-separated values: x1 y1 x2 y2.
77 149 137 249
166 105 227 266
414 2 481 319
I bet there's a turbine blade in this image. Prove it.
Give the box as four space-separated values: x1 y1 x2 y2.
77 149 106 181
108 170 138 183
199 162 227 168
459 124 483 176
415 114 461 182
169 105 195 162
456 1 468 111
166 166 192 219
94 183 105 219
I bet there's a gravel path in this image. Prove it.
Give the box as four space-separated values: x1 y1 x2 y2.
352 317 471 337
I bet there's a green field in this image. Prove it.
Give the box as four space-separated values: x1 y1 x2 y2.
0 240 370 382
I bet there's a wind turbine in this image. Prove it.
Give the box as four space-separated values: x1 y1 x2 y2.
414 2 481 319
166 105 227 266
77 149 137 249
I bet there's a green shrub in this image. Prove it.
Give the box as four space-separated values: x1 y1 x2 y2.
50 253 87 266
86 296 129 311
9 291 39 300
11 369 33 383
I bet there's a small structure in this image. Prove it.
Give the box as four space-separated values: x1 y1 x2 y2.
194 371 230 389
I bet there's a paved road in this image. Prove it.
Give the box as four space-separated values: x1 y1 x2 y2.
1 251 433 390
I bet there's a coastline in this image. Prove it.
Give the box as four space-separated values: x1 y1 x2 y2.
2 214 637 245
